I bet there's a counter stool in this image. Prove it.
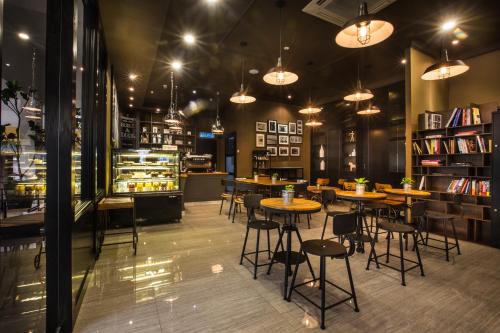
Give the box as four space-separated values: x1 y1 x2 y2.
320 190 349 240
240 194 282 279
366 221 424 286
230 182 256 223
219 179 234 215
288 213 359 330
421 197 461 261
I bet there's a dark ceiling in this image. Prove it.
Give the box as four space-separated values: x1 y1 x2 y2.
100 0 500 115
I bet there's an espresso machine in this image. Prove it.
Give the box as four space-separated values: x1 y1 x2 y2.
183 154 213 172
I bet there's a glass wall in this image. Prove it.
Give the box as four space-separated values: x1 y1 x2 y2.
0 0 47 331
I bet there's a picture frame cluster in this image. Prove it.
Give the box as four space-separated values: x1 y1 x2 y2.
255 119 303 157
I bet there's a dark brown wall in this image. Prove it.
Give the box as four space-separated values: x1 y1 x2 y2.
222 100 311 178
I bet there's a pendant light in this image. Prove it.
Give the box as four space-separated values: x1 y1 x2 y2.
170 85 183 131
230 57 256 104
23 49 42 112
164 71 181 126
357 103 381 115
299 105 322 114
335 2 394 48
263 1 298 86
421 49 469 80
211 92 224 135
344 63 373 102
305 118 323 127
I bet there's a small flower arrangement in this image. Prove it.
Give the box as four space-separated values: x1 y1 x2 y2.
354 178 369 184
285 185 295 191
354 178 369 194
401 177 414 185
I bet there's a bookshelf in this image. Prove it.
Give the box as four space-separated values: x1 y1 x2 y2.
412 102 497 244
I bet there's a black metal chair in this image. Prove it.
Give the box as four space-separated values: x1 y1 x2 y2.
288 212 359 330
420 196 461 261
219 179 234 215
320 190 349 240
230 182 257 223
239 194 281 279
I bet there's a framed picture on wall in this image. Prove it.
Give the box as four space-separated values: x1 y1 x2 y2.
256 133 265 147
290 135 302 144
268 120 277 133
289 122 297 134
267 134 277 145
297 128 303 135
277 123 288 134
256 121 267 132
297 120 303 135
279 146 289 156
290 146 300 156
278 135 289 145
268 146 277 156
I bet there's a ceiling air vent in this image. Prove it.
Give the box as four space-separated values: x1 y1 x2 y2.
302 0 397 27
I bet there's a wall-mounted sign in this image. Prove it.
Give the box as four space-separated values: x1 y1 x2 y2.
199 131 215 139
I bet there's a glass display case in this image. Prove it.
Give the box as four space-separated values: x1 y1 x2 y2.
112 149 180 194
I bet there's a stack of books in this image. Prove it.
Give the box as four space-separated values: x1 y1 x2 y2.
421 159 443 166
445 106 481 127
419 111 443 130
447 178 491 196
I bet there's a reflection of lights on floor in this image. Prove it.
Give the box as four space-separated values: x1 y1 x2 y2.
303 278 317 287
129 320 133 325
164 296 179 303
118 259 174 271
17 282 42 288
301 312 319 328
211 264 223 274
21 308 46 315
130 271 171 282
21 295 46 303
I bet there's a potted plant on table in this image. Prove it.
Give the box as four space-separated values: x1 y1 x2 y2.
354 178 369 195
282 184 295 205
271 173 279 184
401 177 414 192
253 172 259 182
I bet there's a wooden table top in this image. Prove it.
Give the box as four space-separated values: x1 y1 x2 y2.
260 198 321 213
98 197 134 211
1 212 44 227
235 178 301 186
383 188 431 197
335 190 387 201
307 185 340 193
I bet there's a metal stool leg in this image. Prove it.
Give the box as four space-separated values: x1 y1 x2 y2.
219 198 224 215
254 229 261 279
267 229 271 259
413 233 425 276
386 231 391 263
345 256 359 312
267 226 285 275
240 226 250 265
451 219 461 255
320 255 326 330
399 233 406 286
443 219 449 261
321 214 329 240
287 245 302 301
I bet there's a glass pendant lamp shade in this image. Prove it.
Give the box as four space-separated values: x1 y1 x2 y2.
421 49 469 80
263 57 298 86
305 119 323 127
344 87 373 102
357 104 381 115
298 105 322 114
212 92 224 135
230 84 256 104
335 2 393 48
23 49 42 112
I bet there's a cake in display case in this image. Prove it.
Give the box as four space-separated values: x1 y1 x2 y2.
112 149 180 194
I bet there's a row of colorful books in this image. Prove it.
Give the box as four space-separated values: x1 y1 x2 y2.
445 106 481 127
446 178 490 196
413 136 491 155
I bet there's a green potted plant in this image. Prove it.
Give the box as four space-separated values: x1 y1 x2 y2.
401 177 414 192
354 178 369 195
271 173 279 184
282 184 295 204
253 171 259 182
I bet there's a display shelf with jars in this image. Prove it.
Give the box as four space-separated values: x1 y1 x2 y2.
112 149 180 194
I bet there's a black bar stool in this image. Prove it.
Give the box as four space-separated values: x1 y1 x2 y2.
288 212 359 330
240 194 282 279
219 178 234 215
230 182 256 223
366 221 424 286
320 190 349 240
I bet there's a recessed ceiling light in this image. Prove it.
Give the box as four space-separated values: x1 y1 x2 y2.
129 87 135 92
192 90 197 94
451 39 459 45
249 69 259 75
18 32 30 40
129 73 138 80
401 58 407 64
79 66 84 71
129 104 133 107
287 94 292 99
206 0 218 4
129 96 134 101
171 60 183 70
183 33 196 45
156 108 161 112
441 20 457 31
5 63 10 67
283 46 290 51
150 90 154 94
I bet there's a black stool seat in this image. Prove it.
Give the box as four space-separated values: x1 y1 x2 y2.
378 221 414 233
426 211 454 220
302 239 347 257
248 219 280 230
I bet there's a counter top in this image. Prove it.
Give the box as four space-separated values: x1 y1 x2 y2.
181 172 228 177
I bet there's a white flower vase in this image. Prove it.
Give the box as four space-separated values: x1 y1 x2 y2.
282 190 295 205
404 183 412 192
271 177 277 184
254 175 259 182
355 184 365 195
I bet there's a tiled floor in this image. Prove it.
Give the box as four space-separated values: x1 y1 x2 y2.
74 201 500 332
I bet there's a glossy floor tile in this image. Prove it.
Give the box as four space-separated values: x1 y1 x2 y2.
74 201 500 332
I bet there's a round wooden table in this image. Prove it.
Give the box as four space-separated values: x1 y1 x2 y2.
383 188 431 224
260 198 321 299
335 190 387 253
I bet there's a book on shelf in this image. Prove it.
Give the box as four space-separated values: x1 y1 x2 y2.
455 137 478 154
455 130 478 136
421 159 443 166
446 178 490 196
419 176 425 190
419 111 443 130
424 135 442 154
413 142 423 155
446 106 481 128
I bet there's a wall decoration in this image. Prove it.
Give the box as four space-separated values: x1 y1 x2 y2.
256 133 265 147
278 135 289 145
290 146 300 156
268 146 277 156
297 127 303 135
279 146 289 156
297 119 303 135
268 120 277 133
290 136 302 144
256 121 267 132
277 123 288 134
267 134 277 145
289 122 297 134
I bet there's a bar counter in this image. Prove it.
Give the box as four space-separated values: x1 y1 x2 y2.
181 172 228 202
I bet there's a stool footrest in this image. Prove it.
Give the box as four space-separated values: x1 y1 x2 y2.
417 237 458 251
291 278 355 311
373 253 421 272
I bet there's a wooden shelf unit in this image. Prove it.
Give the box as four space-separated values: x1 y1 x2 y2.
411 102 497 245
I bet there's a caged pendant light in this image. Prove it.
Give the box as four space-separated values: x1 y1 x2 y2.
211 92 224 135
23 49 42 112
263 1 298 86
164 71 181 127
344 63 373 102
230 57 256 104
335 1 394 48
421 49 469 80
169 84 183 131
